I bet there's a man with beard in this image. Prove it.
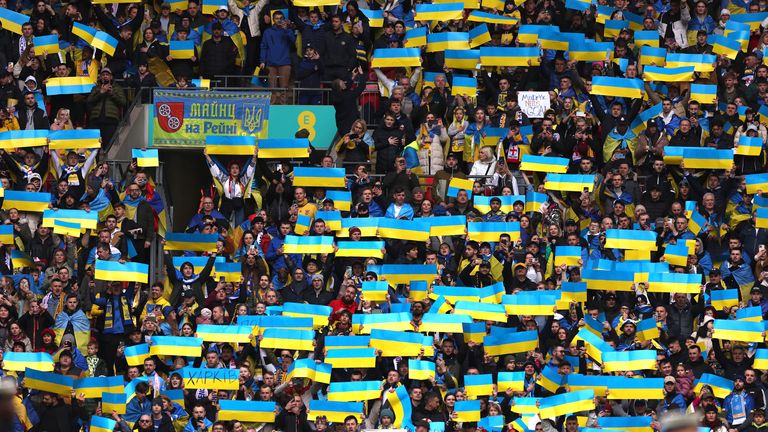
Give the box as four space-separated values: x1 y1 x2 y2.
329 283 357 323
724 375 755 427
504 262 536 292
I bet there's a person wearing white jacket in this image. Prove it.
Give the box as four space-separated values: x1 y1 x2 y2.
469 146 497 184
416 113 448 175
228 0 269 75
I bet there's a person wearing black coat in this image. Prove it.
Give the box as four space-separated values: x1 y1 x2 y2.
199 24 238 79
34 392 87 432
331 69 366 136
15 91 48 130
275 395 312 432
93 2 145 77
373 113 407 175
321 15 358 80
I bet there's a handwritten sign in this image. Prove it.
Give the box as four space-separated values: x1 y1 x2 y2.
180 368 240 390
518 91 550 119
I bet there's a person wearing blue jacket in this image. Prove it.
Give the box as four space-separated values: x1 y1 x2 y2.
265 220 302 272
720 248 756 294
724 376 755 427
260 10 296 105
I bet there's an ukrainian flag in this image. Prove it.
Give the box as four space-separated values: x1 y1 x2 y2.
421 313 471 333
537 365 565 393
630 102 663 135
328 381 382 402
293 167 346 188
325 347 376 368
539 389 594 418
210 261 239 283
336 240 384 259
427 32 470 52
261 328 314 351
565 0 591 11
690 83 717 104
24 368 73 395
408 359 435 380
604 229 657 250
150 336 202 357
569 41 613 61
694 373 734 398
286 358 316 380
195 324 252 343
283 235 334 254
293 213 311 236
385 385 413 428
497 371 525 391
447 177 475 198
525 191 547 213
479 282 504 304
634 30 659 47
602 350 657 372
502 292 558 315
191 78 210 89
635 317 660 342
370 48 422 68
462 321 485 344
423 215 467 236
682 148 732 169
591 76 643 98
53 220 81 237
454 400 481 422
729 11 768 30
370 328 424 356
256 138 310 159
604 19 629 38
737 136 763 156
710 34 740 59
218 400 276 423
454 301 506 322
746 173 768 194
201 0 227 14
205 135 256 155
573 328 613 362
167 40 195 60
755 349 768 369
520 154 568 173
464 374 494 399
468 10 517 24
666 53 716 72
3 352 54 372
0 129 48 149
663 243 689 266
315 210 341 231
729 29 750 51
124 343 149 366
643 65 694 82
598 416 653 432
283 302 334 328
410 280 429 301
510 397 540 414
480 47 540 67
380 264 437 285
258 316 313 332
71 22 96 44
713 319 763 343
337 217 380 237
539 28 569 51
164 232 218 252
757 208 768 229
73 376 123 398
102 392 127 415
444 49 480 70
360 9 384 26
91 416 117 432
663 145 695 164
474 195 517 213
431 286 478 305
1 190 48 213
607 377 664 400
309 400 363 423
404 27 428 47
92 30 118 56
469 24 491 48
377 218 430 242
46 129 100 151
0 7 29 34
484 330 538 356
415 2 464 21
32 35 59 55
647 272 700 294
554 245 581 266
736 305 763 322
361 280 388 302
545 173 595 192
451 76 477 96
711 289 739 310
0 224 12 245
639 45 667 66
467 221 520 242
567 374 607 397
353 311 414 334
517 25 547 44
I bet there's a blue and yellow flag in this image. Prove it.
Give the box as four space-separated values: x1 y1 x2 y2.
325 348 376 369
385 385 413 428
380 264 437 285
370 328 424 356
454 301 506 322
683 148 733 169
282 302 332 328
663 243 689 266
573 328 614 362
124 343 150 366
444 49 480 70
554 245 581 266
643 65 694 82
0 7 29 34
520 155 569 173
378 218 431 242
92 30 118 56
205 135 256 155
73 376 123 398
538 365 565 393
360 9 384 26
219 400 276 423
212 261 241 283
539 28 569 51
480 46 540 67
635 317 660 342
510 397 540 415
648 272 700 293
582 268 635 291
422 215 466 236
336 240 384 259
361 281 389 302
607 377 663 400
517 25 547 43
150 336 203 357
2 190 49 213
71 21 96 44
755 349 768 369
497 371 525 391
591 76 643 99
690 83 717 104
756 208 768 229
48 129 101 150
634 30 659 47
404 27 428 47
483 330 538 356
415 2 464 20
746 173 768 194
293 167 346 188
694 373 734 399
91 416 117 432
53 220 81 237
710 34 740 59
201 0 227 14
195 324 252 343
570 41 613 61
502 292 558 315
102 392 127 415
469 23 491 47
468 10 517 24
713 319 763 343
131 148 160 168
261 328 315 351
328 381 382 402
24 368 73 395
525 191 547 213
451 76 477 97
737 136 763 157
169 40 195 59
464 374 494 399
32 35 59 54
95 261 148 283
309 400 363 423
539 389 594 418
370 48 422 68
711 289 739 310
604 229 658 250
421 314 471 333
0 129 48 149
604 19 629 38
736 305 763 322
602 350 657 372
283 235 334 254
3 352 53 372
0 224 13 245
567 374 607 397
544 174 595 192
454 400 481 422
640 45 667 66
427 32 469 52
467 221 520 242
408 359 435 380
164 232 218 252
665 53 716 72
474 195 519 214
257 138 310 159
598 416 652 432
447 177 475 198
